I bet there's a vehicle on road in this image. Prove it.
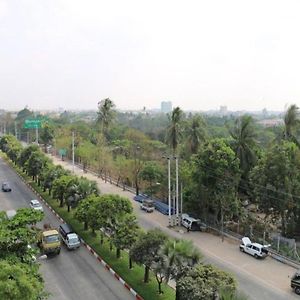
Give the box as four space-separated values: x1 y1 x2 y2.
239 237 269 258
140 199 155 213
30 199 44 212
291 271 300 295
59 223 80 250
2 182 11 192
38 224 61 256
181 213 207 231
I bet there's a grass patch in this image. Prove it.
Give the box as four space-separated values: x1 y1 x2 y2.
1 153 175 300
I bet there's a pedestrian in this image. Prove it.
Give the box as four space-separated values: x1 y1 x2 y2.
187 226 190 233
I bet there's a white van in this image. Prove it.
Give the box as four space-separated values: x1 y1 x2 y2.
181 214 207 231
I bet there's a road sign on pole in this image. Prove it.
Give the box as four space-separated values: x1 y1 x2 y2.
24 119 42 129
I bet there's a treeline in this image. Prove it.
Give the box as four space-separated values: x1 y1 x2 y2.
0 134 246 300
2 102 300 241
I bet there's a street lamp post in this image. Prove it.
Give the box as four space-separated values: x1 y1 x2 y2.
72 131 75 173
175 156 179 225
167 157 172 227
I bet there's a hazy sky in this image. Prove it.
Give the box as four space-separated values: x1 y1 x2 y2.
0 0 300 112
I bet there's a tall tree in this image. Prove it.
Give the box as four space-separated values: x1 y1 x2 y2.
159 239 201 283
190 139 240 232
97 98 116 138
166 107 183 155
250 141 300 236
185 115 206 155
283 104 300 145
112 214 139 260
228 115 257 189
139 161 164 198
39 121 54 151
130 229 166 283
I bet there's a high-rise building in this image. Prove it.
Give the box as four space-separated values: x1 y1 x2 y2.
161 101 172 113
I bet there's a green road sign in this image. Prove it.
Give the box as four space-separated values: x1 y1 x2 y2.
58 148 67 157
24 119 42 129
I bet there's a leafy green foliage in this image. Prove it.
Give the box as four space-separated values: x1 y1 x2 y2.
176 264 237 300
0 260 47 300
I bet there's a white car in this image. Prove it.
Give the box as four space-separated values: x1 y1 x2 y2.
30 199 44 212
239 237 270 259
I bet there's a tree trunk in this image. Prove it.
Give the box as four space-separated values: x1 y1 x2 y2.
135 176 139 196
84 221 88 230
129 256 133 269
116 248 121 258
144 265 150 283
100 232 104 244
59 198 63 207
221 206 224 242
155 274 164 294
67 204 70 212
281 211 286 236
110 241 113 251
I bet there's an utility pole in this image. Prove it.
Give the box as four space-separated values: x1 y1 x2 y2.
180 182 183 220
72 131 75 173
175 156 179 225
167 157 172 227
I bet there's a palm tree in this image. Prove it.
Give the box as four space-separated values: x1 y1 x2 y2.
283 104 300 145
185 115 206 154
97 98 116 137
228 115 257 179
77 178 99 200
166 107 183 155
159 239 201 283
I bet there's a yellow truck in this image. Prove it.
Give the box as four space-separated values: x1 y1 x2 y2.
38 224 61 256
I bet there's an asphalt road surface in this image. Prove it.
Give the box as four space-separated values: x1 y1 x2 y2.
0 157 134 300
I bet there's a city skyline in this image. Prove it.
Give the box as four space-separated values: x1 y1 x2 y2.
0 0 299 112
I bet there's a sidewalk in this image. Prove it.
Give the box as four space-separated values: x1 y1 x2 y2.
48 154 297 299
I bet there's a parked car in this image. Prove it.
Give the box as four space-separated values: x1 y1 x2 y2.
2 182 12 192
59 223 80 250
291 270 300 295
30 199 44 212
140 199 155 213
239 237 270 258
181 214 207 231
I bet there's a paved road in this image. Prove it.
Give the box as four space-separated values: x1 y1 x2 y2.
48 154 299 300
0 158 134 300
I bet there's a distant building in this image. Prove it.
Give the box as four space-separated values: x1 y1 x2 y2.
161 101 172 113
219 106 228 116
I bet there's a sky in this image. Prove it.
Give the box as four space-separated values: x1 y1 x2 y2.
0 0 300 112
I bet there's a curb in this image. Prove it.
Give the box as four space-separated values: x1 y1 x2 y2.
12 167 143 300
